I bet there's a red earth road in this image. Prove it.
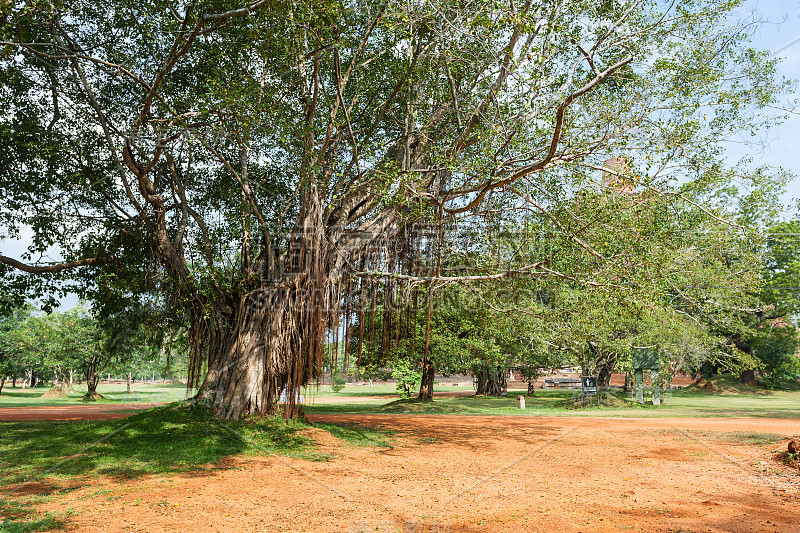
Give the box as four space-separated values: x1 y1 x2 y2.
4 405 799 532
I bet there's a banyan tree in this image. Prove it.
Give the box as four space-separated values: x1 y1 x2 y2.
0 0 787 418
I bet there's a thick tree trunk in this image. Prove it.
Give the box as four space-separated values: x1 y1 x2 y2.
84 356 104 400
194 293 318 419
0 376 5 395
191 191 399 420
126 372 131 394
11 376 16 388
527 379 536 396
597 358 616 389
196 316 272 418
194 261 330 420
474 365 507 396
739 369 756 386
417 357 435 401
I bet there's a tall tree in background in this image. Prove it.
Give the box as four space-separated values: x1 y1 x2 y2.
0 301 34 393
0 0 792 417
1 307 103 393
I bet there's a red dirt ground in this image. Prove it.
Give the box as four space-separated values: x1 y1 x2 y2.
4 410 796 533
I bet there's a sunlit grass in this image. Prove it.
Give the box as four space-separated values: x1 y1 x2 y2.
304 376 800 419
0 382 192 408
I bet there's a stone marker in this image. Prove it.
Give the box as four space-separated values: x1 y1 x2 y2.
517 395 526 409
634 369 644 404
651 369 661 406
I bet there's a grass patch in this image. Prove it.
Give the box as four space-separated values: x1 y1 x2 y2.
378 398 465 414
684 430 785 446
0 402 316 486
301 452 338 462
0 511 70 533
645 429 786 447
304 385 800 419
718 432 785 446
0 496 48 522
0 402 397 528
0 382 191 408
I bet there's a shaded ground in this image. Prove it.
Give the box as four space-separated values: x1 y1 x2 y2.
8 413 799 532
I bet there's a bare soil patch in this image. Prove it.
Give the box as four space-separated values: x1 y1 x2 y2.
23 414 800 532
40 388 70 399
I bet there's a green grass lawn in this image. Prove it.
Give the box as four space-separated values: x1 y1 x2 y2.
0 380 461 407
300 382 469 398
0 382 192 408
3 376 799 419
304 375 800 419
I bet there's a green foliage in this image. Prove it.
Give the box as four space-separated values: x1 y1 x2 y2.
0 304 187 390
391 359 422 399
330 373 347 393
761 220 800 318
753 324 800 386
0 382 189 408
0 0 795 415
0 306 103 389
0 303 33 384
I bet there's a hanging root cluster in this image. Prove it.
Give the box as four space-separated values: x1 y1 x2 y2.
474 365 508 396
186 193 441 419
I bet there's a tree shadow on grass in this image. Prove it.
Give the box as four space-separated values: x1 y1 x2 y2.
0 509 69 533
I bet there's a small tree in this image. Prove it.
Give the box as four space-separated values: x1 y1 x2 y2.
330 373 347 393
753 323 800 388
392 359 422 400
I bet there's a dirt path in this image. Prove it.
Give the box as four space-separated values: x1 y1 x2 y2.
308 413 800 434
25 413 800 532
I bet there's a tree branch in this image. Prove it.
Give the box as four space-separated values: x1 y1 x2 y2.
0 255 114 274
444 54 633 214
